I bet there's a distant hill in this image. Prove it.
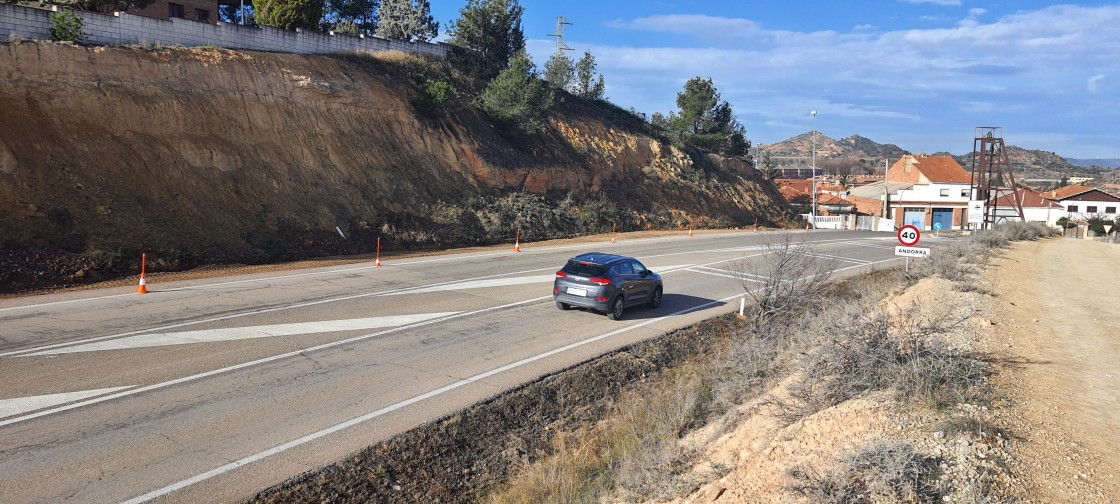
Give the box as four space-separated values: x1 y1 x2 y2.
764 132 1119 186
763 132 908 160
1066 158 1120 169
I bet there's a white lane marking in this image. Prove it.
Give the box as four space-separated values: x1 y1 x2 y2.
121 291 742 504
25 313 459 356
686 267 747 281
0 387 134 419
0 266 558 358
384 276 555 295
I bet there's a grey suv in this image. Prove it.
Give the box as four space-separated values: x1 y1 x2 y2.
553 252 664 320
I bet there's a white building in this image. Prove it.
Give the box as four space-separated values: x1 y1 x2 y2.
1043 185 1120 221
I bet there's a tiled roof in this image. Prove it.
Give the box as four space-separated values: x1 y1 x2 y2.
817 194 849 205
888 155 972 184
993 189 1064 209
779 185 811 203
1043 184 1109 201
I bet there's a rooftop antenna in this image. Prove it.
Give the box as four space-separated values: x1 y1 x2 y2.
547 16 574 54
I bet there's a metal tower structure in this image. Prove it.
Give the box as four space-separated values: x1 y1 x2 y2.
547 16 574 54
970 127 1024 230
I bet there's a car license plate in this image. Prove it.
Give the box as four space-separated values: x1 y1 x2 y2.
566 287 588 297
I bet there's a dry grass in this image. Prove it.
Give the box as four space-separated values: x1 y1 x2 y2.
789 440 943 504
486 363 718 503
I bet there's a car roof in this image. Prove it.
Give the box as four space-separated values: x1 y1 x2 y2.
569 252 631 265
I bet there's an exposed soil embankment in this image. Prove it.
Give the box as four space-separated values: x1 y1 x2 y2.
0 42 788 293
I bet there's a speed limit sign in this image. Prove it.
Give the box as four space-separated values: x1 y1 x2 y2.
897 225 921 246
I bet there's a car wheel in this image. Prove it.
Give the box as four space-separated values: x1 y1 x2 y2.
556 301 571 311
607 296 625 320
647 287 663 309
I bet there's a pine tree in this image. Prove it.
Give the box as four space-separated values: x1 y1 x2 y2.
321 0 377 34
477 56 554 134
376 0 438 41
671 77 749 157
573 51 605 100
447 0 525 80
543 52 575 90
255 0 326 30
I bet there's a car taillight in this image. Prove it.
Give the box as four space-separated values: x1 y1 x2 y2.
554 288 560 294
556 271 567 278
589 278 611 285
596 297 609 302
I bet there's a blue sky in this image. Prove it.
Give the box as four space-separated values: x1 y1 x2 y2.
428 1 1120 159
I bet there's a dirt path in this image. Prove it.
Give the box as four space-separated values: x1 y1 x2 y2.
986 238 1120 502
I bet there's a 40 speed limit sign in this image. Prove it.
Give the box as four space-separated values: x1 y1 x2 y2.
897 225 921 246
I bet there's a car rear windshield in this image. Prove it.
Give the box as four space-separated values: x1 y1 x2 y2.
562 260 608 277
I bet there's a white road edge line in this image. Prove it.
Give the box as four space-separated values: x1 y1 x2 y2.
124 255 901 503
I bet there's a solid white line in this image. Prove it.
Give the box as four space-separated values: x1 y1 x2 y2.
121 292 741 504
26 313 460 356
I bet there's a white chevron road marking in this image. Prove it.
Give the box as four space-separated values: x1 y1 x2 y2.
26 313 460 356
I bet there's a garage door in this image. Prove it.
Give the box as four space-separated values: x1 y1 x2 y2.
932 208 953 230
904 207 925 229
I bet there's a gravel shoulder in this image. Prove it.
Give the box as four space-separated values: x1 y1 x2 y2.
985 238 1120 502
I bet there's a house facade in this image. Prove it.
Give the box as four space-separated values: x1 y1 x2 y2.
884 155 973 230
1043 185 1120 221
993 188 1066 227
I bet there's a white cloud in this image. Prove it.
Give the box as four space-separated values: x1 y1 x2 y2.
1087 74 1107 94
543 5 1120 156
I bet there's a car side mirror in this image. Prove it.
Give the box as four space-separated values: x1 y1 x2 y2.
640 269 651 277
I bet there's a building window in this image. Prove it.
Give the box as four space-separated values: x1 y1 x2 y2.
940 188 949 197
1086 206 1098 213
168 3 184 18
1069 205 1079 212
1107 207 1117 214
961 189 970 198
195 8 210 22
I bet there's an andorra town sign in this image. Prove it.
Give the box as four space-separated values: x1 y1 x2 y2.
895 224 931 269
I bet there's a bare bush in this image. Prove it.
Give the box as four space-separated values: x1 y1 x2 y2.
778 301 989 421
730 234 837 330
788 439 943 504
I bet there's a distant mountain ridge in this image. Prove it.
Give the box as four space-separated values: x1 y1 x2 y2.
763 132 1118 180
1066 158 1120 169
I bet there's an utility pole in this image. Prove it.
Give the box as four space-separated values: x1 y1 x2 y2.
547 16 574 54
811 110 817 226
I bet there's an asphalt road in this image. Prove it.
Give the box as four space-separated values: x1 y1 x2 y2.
0 229 919 503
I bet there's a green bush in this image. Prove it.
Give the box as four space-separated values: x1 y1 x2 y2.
50 8 83 43
476 56 554 135
412 79 451 114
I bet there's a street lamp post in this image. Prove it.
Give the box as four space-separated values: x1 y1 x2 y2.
811 110 817 226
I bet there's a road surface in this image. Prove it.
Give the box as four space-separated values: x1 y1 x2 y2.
0 230 915 503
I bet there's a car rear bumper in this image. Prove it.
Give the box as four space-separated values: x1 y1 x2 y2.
554 292 610 311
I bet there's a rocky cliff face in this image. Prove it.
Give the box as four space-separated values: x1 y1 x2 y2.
0 42 788 292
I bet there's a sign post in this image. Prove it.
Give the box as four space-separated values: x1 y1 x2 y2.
895 224 930 271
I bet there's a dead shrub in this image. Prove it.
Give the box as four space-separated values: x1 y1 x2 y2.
777 301 989 421
730 234 836 331
788 439 943 504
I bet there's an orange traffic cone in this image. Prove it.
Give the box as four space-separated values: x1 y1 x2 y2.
611 224 616 244
374 237 382 267
754 217 759 233
688 224 693 237
136 253 149 294
806 220 811 231
514 228 521 253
